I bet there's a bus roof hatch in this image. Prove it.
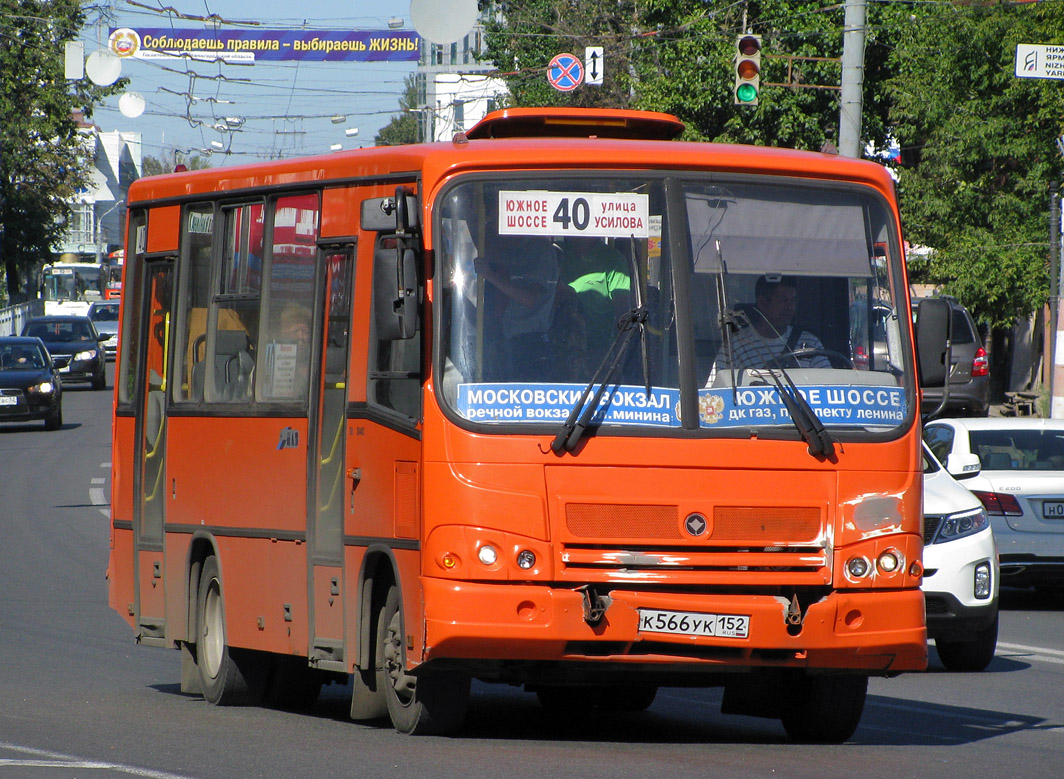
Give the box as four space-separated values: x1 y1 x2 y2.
464 107 685 141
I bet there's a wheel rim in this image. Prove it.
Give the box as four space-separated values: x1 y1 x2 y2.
201 578 224 678
383 610 416 705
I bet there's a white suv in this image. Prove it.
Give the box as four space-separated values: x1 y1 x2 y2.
921 443 999 671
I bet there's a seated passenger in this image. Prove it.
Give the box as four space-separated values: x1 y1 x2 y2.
475 236 559 381
709 274 830 384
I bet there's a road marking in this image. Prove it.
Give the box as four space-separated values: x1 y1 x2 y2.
0 741 191 778
996 641 1064 666
91 462 110 517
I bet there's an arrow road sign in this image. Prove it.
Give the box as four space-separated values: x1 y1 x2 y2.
585 46 603 85
547 52 583 92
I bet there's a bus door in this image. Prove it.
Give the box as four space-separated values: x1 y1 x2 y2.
308 247 355 668
133 259 174 644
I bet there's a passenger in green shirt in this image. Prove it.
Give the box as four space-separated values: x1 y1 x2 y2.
559 236 633 362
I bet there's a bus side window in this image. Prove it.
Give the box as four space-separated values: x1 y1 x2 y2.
369 233 421 421
174 205 214 404
206 204 264 404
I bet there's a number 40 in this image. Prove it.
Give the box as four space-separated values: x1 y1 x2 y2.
552 197 590 231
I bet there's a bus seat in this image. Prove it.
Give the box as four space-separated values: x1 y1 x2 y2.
190 330 253 402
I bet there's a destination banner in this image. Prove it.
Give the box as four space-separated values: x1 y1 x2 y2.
108 28 420 63
455 382 907 428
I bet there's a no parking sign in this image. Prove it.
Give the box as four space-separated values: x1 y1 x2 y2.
547 52 583 92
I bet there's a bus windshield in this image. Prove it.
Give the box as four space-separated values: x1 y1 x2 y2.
437 175 911 437
41 264 105 302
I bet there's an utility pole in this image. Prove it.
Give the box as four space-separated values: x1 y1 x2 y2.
838 0 867 158
1051 181 1062 417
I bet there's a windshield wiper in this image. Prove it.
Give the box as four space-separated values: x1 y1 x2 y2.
551 306 648 454
757 361 836 460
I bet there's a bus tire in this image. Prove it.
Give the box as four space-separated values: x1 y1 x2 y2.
376 586 469 735
779 673 867 743
195 556 266 706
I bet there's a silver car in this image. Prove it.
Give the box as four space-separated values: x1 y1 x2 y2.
87 301 120 361
924 417 1064 590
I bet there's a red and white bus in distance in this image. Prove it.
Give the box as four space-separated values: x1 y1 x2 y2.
109 107 930 742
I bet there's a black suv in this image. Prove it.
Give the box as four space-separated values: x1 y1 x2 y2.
913 297 989 417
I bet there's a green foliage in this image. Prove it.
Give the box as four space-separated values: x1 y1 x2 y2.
375 73 419 146
0 0 125 300
142 153 211 177
888 2 1064 328
480 0 1064 327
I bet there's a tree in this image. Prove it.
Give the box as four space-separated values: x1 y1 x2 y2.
481 0 915 150
887 2 1064 334
0 0 125 302
142 152 211 177
375 73 419 146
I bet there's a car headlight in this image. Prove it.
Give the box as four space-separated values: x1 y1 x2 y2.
29 381 56 394
930 507 989 544
73 349 98 361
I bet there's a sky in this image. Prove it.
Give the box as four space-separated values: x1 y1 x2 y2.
78 1 424 166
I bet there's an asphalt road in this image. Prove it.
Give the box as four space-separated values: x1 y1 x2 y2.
1 366 1062 778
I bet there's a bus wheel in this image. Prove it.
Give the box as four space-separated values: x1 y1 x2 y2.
196 556 266 706
779 673 867 743
376 586 470 735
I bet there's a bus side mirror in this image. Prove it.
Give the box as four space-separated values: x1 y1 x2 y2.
915 298 951 386
374 243 418 340
361 191 420 233
915 297 952 420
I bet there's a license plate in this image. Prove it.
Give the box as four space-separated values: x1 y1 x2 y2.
1043 501 1064 519
638 609 750 639
0 396 18 406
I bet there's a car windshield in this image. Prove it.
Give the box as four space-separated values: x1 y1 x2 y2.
91 305 119 322
436 174 912 438
25 320 95 342
970 428 1064 471
0 344 47 370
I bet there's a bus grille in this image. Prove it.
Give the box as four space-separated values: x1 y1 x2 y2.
561 503 830 584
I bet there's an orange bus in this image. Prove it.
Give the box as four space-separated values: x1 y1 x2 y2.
109 107 928 741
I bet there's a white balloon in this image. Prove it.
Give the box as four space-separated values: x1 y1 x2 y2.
119 92 146 119
85 49 122 86
410 0 477 45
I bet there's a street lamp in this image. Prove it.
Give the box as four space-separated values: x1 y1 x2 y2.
95 199 124 264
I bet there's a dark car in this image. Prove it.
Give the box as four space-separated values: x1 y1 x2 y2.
87 300 120 361
914 297 990 417
21 315 107 390
0 337 63 430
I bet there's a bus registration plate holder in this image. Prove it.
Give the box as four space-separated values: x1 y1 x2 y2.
638 609 749 639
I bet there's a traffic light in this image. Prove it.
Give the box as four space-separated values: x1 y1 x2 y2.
733 34 762 106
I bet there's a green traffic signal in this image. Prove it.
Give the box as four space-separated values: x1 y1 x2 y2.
734 34 762 106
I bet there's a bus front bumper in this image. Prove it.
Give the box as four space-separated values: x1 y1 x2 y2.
421 579 927 673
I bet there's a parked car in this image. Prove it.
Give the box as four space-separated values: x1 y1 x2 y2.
913 297 989 417
20 315 107 390
0 337 63 430
924 417 1064 591
87 300 120 361
921 442 999 671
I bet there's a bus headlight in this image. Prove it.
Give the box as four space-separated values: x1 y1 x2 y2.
846 556 871 579
477 544 498 566
877 550 901 574
516 550 536 569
